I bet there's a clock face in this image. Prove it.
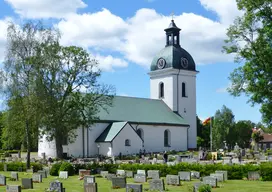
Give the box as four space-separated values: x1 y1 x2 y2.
181 57 189 68
157 58 166 69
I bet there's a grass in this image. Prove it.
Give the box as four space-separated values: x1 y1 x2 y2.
0 171 272 192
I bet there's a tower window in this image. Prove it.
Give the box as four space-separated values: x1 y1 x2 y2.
182 82 187 97
164 129 171 147
174 36 177 44
125 139 131 146
159 82 164 98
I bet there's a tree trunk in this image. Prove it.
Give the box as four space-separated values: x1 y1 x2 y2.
25 121 31 169
55 129 63 159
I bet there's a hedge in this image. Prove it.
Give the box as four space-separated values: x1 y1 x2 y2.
0 162 43 172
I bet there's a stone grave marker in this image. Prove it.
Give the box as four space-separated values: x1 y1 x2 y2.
134 174 146 183
84 176 95 185
26 169 33 173
241 149 246 156
6 185 21 192
18 167 23 172
193 182 202 192
126 171 134 178
112 177 126 188
37 170 47 178
116 169 126 176
178 171 191 181
106 174 116 181
203 176 217 188
80 170 91 177
100 171 108 178
0 174 6 186
166 175 180 185
11 172 18 181
268 156 272 162
248 171 260 180
59 171 68 179
148 179 165 191
84 183 97 192
79 169 86 175
32 174 42 183
215 171 228 181
210 173 224 182
49 181 63 192
21 178 33 189
126 183 142 192
191 171 200 179
147 170 160 179
4 164 7 172
137 170 146 175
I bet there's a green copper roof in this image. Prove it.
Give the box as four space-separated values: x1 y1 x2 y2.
150 45 196 71
95 122 127 142
96 96 188 126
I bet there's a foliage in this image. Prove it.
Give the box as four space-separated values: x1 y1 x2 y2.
50 163 62 176
223 0 272 125
260 163 272 181
197 116 210 149
0 162 43 172
198 184 212 192
59 162 75 176
235 120 254 148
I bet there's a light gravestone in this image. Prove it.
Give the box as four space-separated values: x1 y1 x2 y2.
106 174 116 181
215 171 228 181
49 181 63 192
147 170 160 179
248 171 260 180
148 179 165 191
32 174 42 183
193 183 202 192
11 172 18 181
59 171 68 179
166 175 180 185
100 171 108 178
6 185 21 192
203 176 217 188
84 183 97 192
134 174 146 183
117 170 126 177
111 177 126 188
126 171 134 178
191 171 200 179
0 174 6 186
210 173 224 182
37 170 47 178
79 169 86 175
178 171 191 181
137 170 146 175
43 167 50 176
126 183 142 192
21 178 33 189
80 170 91 177
268 156 272 162
84 176 95 185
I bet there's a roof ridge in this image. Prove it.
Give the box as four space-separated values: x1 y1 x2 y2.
115 95 161 101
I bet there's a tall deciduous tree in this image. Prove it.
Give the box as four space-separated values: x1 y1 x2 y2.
223 0 272 125
235 120 254 148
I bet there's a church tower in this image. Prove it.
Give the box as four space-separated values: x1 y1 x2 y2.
149 19 198 149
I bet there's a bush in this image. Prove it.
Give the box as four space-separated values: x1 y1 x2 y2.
198 184 211 192
31 163 43 172
260 163 272 181
59 162 75 176
50 163 62 176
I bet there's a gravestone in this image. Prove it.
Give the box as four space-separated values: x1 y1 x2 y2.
134 174 146 183
84 183 97 192
6 185 21 192
191 171 200 179
117 169 126 176
166 175 180 185
32 174 42 183
193 182 202 192
18 167 23 172
11 172 18 181
79 169 87 175
215 171 228 180
49 181 63 192
100 171 108 178
4 164 7 172
106 174 116 181
203 176 217 188
178 171 191 181
137 170 146 175
0 174 6 186
80 170 91 177
268 156 272 162
26 169 33 173
112 177 126 188
147 170 160 179
37 170 47 178
59 171 68 179
21 178 33 189
84 176 95 185
248 171 260 180
126 183 142 192
126 171 134 178
148 179 165 191
210 173 224 182
43 167 50 176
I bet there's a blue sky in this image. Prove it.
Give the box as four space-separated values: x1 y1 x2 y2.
0 0 262 123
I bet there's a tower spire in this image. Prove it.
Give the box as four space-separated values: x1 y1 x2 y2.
164 18 181 47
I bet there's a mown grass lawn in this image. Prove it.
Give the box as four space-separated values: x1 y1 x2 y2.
0 171 272 192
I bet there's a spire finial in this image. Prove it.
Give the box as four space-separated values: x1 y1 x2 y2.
171 12 175 20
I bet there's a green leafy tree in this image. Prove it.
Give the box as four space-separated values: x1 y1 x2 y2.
197 116 210 149
235 120 254 148
223 0 272 125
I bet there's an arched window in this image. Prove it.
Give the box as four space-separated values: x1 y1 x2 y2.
182 82 187 97
125 139 131 146
159 82 164 98
164 130 171 147
136 128 144 141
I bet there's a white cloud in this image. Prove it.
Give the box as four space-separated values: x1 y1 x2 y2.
94 54 128 72
216 86 228 93
4 0 87 19
0 18 11 62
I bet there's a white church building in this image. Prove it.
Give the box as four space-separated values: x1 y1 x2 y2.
38 20 198 158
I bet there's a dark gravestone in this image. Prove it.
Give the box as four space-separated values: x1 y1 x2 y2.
178 171 191 181
11 172 18 181
241 149 246 156
49 181 63 192
4 164 7 172
147 170 160 179
32 174 42 183
203 176 217 188
166 175 180 185
126 171 134 178
126 183 142 192
6 185 21 192
248 171 260 180
37 170 47 178
191 171 200 179
84 176 95 185
148 179 165 191
21 178 33 189
84 183 97 192
210 173 224 182
112 177 126 188
134 174 146 183
215 171 228 181
0 174 6 186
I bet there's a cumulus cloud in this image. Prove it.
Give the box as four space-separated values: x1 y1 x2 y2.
4 0 87 19
94 54 128 72
0 18 12 62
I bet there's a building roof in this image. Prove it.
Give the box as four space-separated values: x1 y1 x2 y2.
260 133 272 143
96 96 188 126
95 122 127 142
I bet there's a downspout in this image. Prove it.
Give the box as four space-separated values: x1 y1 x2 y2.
82 126 85 157
187 126 190 150
87 127 89 157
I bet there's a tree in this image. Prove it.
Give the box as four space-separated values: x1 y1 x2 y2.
235 120 254 148
35 44 115 158
223 0 272 125
197 116 210 149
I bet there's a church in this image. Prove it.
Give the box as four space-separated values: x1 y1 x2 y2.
38 19 198 158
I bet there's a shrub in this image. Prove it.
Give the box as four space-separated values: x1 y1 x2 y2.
30 163 43 172
198 184 211 192
50 163 62 176
260 163 272 181
59 162 75 176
